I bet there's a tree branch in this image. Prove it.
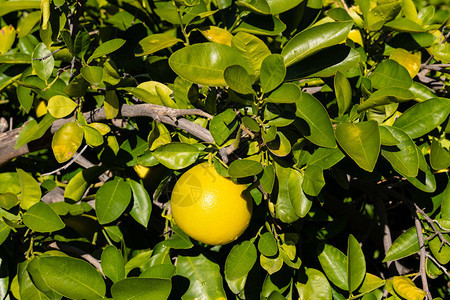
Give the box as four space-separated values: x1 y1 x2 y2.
0 103 214 167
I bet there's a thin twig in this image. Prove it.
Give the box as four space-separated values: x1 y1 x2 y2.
339 0 349 12
413 214 433 299
426 252 450 277
41 144 89 176
414 203 450 247
32 48 64 61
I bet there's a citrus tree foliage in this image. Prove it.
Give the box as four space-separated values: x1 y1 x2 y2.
0 0 450 299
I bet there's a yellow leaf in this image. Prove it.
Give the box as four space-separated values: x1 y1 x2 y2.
392 276 426 300
52 122 84 163
0 25 16 54
390 49 421 78
199 26 233 46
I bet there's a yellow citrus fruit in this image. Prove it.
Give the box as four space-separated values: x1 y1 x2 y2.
171 163 253 245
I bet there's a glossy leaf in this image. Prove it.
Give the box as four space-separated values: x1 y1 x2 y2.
64 167 105 203
26 257 64 299
392 276 426 300
111 277 171 299
0 25 16 54
335 71 352 116
47 95 77 118
258 232 278 257
23 202 65 232
366 1 402 31
228 159 263 178
101 245 125 283
134 81 173 106
369 59 412 90
81 66 103 86
87 38 125 63
38 256 106 299
347 234 366 293
296 268 332 300
380 126 419 177
83 125 103 147
32 43 54 82
234 14 286 36
295 93 336 148
52 122 84 163
18 260 48 300
17 168 41 209
266 83 301 103
152 143 200 170
428 234 450 265
140 264 176 279
266 0 304 14
282 21 353 67
231 32 271 76
169 43 252 86
357 273 385 294
393 97 450 139
357 88 415 112
260 254 283 275
383 227 419 262
224 64 255 94
176 254 226 299
389 48 421 78
96 177 131 224
431 43 450 63
129 179 152 228
335 121 380 172
307 147 345 170
260 54 286 93
199 26 233 46
318 244 348 291
162 225 194 249
302 164 325 196
225 241 257 280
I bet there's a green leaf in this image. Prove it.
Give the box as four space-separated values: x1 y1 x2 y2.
275 163 311 222
0 1 41 18
347 234 366 293
17 168 41 210
225 241 257 280
428 234 450 265
307 147 345 170
0 221 11 245
297 268 332 300
135 34 182 57
302 164 325 196
236 0 271 14
22 202 65 232
169 43 253 86
129 179 152 228
260 54 286 93
26 257 64 299
231 32 271 76
105 90 119 119
87 38 126 63
266 83 301 103
429 140 450 171
260 164 275 194
383 227 419 262
32 43 54 82
381 126 419 177
258 232 278 257
393 97 450 139
318 244 348 291
366 1 402 31
152 143 200 170
15 113 56 149
140 264 176 279
81 66 103 86
101 245 125 283
224 64 255 94
73 30 90 59
82 125 103 147
266 0 304 14
64 167 105 203
260 254 283 275
385 18 425 33
369 60 412 90
441 181 450 219
228 159 263 178
392 276 426 300
357 88 415 112
162 225 194 249
431 43 450 63
18 260 49 300
234 14 286 36
52 122 84 163
176 254 226 299
286 45 360 80
405 162 436 193
95 177 131 225
335 71 352 116
38 256 106 299
357 273 385 294
47 95 77 118
282 21 353 67
295 93 336 148
335 121 380 172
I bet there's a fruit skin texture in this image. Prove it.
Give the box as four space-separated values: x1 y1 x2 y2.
171 163 253 245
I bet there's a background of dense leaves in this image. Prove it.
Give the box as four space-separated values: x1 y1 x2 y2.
0 0 449 299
